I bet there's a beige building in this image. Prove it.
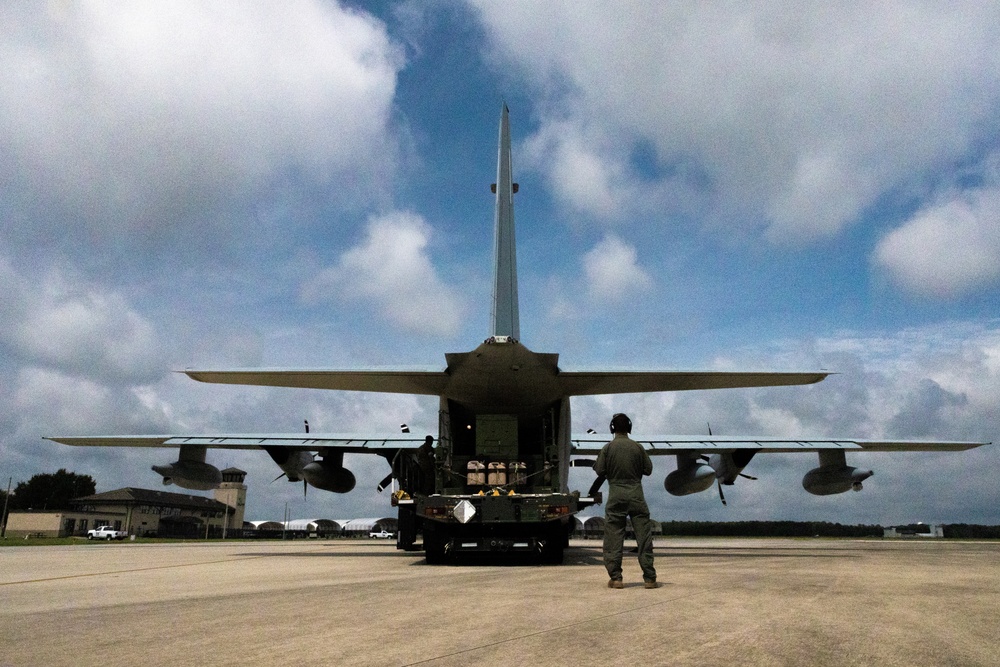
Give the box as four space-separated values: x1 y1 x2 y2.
5 509 126 539
4 468 248 539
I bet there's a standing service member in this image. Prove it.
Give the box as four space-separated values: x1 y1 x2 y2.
593 413 659 589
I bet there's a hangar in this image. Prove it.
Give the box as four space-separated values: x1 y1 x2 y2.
247 520 284 531
282 518 343 537
577 516 607 538
341 518 398 537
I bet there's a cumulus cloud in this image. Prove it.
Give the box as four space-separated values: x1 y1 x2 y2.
0 1 403 249
583 234 652 302
0 257 163 384
539 234 652 327
522 120 628 218
301 212 463 335
875 187 1000 297
13 367 163 436
570 321 999 524
470 2 1000 244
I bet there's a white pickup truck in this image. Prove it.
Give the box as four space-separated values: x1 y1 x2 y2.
369 530 394 539
87 525 127 540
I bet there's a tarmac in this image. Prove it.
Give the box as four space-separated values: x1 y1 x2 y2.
1 537 998 667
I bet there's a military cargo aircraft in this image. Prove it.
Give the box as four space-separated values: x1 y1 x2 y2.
48 105 988 563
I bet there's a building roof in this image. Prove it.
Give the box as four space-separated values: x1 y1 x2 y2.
71 487 229 511
341 518 379 532
284 519 343 531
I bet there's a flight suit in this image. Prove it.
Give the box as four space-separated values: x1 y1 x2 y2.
594 433 656 583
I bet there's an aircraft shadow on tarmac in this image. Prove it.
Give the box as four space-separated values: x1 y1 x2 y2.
572 545 856 561
232 544 855 567
231 544 605 566
233 549 417 559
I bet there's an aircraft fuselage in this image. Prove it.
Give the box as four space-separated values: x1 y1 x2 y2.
442 337 563 414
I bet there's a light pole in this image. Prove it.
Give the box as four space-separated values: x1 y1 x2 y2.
1 477 11 538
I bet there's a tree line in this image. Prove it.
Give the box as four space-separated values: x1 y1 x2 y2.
660 520 883 537
1 469 96 512
658 521 1000 538
941 524 1000 539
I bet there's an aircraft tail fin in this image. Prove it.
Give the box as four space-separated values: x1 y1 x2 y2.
490 104 520 339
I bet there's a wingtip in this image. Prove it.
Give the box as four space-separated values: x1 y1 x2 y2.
180 369 207 382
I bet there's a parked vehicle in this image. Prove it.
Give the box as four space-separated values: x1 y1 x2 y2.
369 530 394 539
87 526 127 540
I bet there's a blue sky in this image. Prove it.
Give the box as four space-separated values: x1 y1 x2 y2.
1 2 998 526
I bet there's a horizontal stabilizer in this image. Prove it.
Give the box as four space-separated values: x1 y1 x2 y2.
182 368 449 395
558 370 829 395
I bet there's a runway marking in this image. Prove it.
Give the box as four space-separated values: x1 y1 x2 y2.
401 584 725 666
0 548 332 587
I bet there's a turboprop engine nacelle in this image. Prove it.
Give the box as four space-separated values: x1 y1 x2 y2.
802 465 873 495
665 454 716 496
152 445 221 491
301 460 356 494
708 450 756 485
802 449 872 495
263 447 315 482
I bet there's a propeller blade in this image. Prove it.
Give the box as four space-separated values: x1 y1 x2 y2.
272 472 287 483
739 473 758 481
376 472 394 493
303 478 308 499
717 478 727 506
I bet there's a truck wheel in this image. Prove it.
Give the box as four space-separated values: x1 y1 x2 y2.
539 527 566 564
396 506 419 551
540 543 564 565
422 526 448 565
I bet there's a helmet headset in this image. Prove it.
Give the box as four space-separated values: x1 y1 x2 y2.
609 413 632 434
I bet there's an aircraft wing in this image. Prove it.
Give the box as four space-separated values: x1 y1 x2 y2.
569 434 989 455
181 368 450 395
45 433 430 453
557 370 829 396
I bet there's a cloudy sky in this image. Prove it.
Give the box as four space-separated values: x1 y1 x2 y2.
2 1 997 527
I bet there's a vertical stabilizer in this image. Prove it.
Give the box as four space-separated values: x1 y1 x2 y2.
491 104 520 339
